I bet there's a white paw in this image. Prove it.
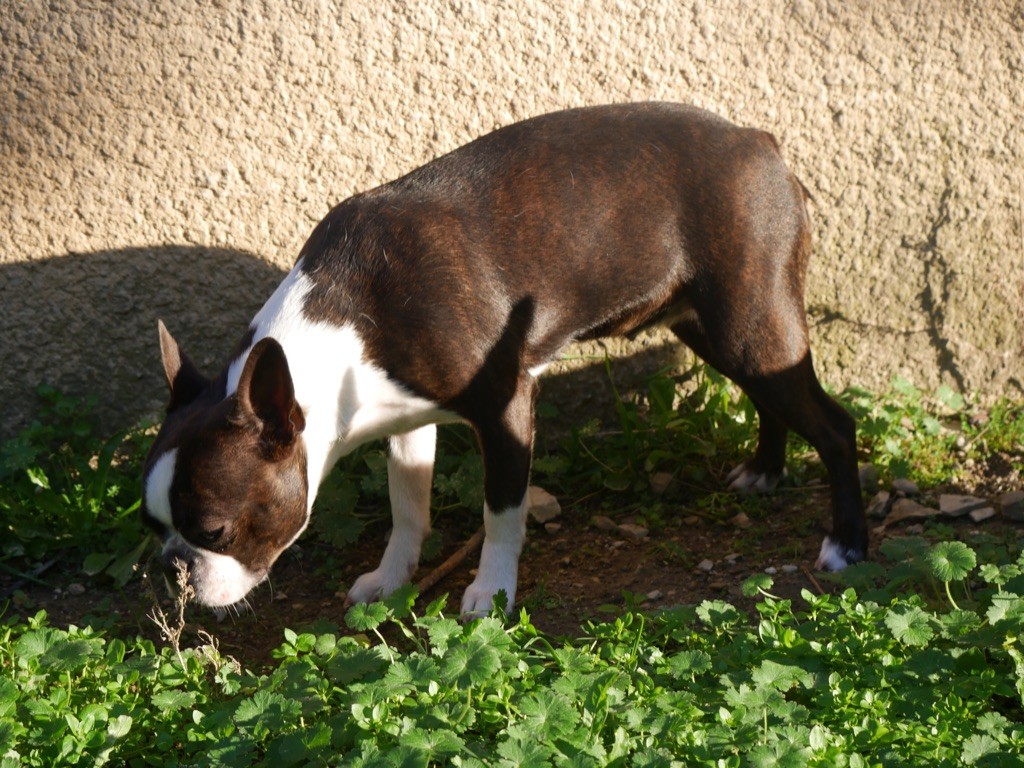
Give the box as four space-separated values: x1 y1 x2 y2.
727 463 785 494
815 536 850 571
345 566 411 606
460 579 515 619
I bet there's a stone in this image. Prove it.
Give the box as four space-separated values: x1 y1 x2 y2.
617 523 649 539
683 516 701 526
645 589 663 601
781 564 799 574
730 512 752 528
999 490 1024 522
527 485 561 523
590 515 618 532
544 522 561 534
892 478 919 496
698 559 714 572
877 498 939 530
649 471 674 495
866 490 892 519
938 494 988 517
765 566 778 575
859 463 880 493
968 507 996 523
66 583 86 596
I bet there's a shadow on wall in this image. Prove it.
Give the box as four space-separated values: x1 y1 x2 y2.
0 245 288 440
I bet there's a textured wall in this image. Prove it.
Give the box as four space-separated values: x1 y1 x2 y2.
1 0 1022 437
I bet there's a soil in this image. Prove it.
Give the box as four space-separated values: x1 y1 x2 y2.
4 450 1022 671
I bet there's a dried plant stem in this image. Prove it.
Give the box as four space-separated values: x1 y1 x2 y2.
415 526 485 596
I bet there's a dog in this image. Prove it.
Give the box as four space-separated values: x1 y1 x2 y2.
141 102 867 616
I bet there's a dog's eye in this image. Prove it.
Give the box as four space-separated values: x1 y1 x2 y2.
191 526 226 550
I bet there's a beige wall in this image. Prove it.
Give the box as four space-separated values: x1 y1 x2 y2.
1 0 1022 437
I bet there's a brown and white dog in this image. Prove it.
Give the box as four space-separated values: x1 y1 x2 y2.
141 103 867 616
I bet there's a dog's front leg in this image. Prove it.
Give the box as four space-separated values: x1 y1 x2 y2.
461 375 536 618
346 424 436 604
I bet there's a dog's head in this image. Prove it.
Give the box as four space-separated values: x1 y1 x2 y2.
141 322 309 607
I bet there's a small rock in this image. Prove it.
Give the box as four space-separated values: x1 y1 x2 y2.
781 564 799 574
683 515 700 526
866 490 892 519
698 559 715 572
905 523 925 534
617 523 649 539
877 498 940 530
560 556 572 566
724 552 741 564
645 589 663 601
999 490 1024 522
528 486 561 523
590 515 618 532
968 507 996 523
545 522 562 534
730 512 752 528
67 583 86 596
709 581 728 591
939 494 988 518
892 478 919 496
649 471 674 495
859 464 880 493
765 566 778 575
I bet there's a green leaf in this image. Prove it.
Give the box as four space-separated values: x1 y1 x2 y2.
884 605 934 646
425 617 462 655
345 601 389 632
751 660 813 691
82 552 115 576
151 690 197 712
519 690 579 737
741 573 774 597
985 594 1024 625
667 650 712 678
440 634 502 688
401 726 465 756
961 734 1001 764
926 541 977 581
106 715 132 740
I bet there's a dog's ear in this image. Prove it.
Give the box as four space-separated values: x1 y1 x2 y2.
234 337 305 459
158 320 209 411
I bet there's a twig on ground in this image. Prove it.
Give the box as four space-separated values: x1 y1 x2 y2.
0 555 61 600
416 526 485 596
801 565 826 595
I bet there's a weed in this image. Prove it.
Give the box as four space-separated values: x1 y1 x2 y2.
5 541 1024 766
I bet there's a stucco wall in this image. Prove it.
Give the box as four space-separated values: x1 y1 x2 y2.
1 0 1022 437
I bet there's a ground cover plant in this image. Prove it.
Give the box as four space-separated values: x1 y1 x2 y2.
1 362 1023 765
4 542 1024 766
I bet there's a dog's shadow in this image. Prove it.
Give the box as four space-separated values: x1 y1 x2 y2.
0 245 287 438
0 244 684 440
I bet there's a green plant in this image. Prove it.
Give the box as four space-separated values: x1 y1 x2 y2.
5 540 1024 766
841 377 1023 485
0 387 151 586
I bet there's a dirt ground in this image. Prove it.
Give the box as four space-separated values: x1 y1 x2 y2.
5 451 1022 671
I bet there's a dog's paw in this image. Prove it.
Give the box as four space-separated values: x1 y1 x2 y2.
727 462 785 494
344 567 409 607
815 536 865 571
460 581 514 620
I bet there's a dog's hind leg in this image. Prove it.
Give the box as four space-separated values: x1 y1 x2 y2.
460 375 537 618
672 310 866 570
725 401 788 493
